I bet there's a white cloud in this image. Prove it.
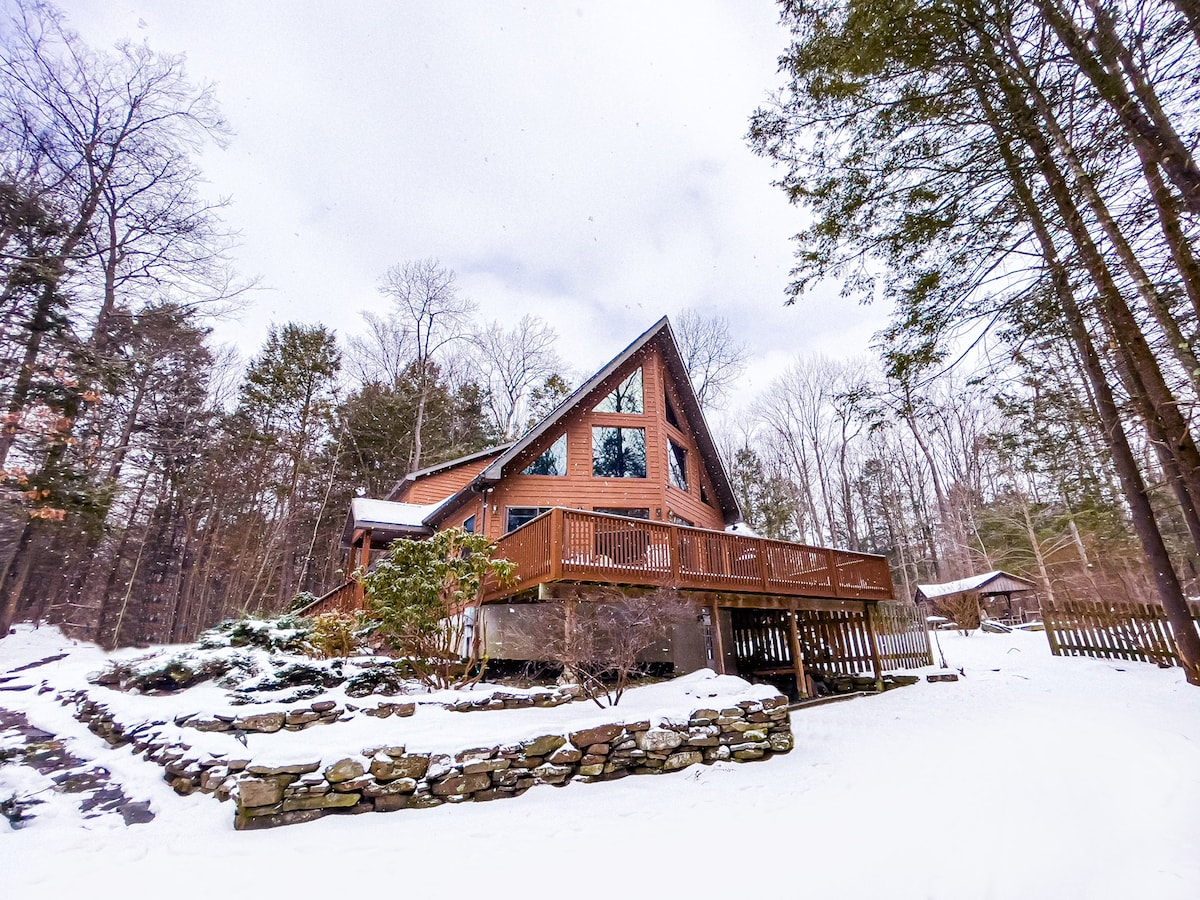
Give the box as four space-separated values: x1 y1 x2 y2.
60 0 891 400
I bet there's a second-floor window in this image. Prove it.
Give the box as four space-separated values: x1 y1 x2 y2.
668 440 688 491
594 367 643 413
592 426 646 478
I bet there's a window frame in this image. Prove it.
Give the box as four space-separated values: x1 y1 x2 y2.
504 506 553 533
593 367 644 414
591 425 647 479
593 507 650 519
668 439 689 492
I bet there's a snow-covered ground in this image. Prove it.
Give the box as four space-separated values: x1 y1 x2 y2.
3 625 1199 899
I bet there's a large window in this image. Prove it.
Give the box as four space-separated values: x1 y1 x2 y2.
593 367 643 413
668 440 688 491
592 426 646 478
505 506 552 533
523 434 567 476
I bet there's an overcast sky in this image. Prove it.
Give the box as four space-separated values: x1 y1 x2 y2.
59 1 890 410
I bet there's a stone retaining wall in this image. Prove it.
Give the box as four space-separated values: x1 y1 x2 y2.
57 687 793 831
234 695 793 830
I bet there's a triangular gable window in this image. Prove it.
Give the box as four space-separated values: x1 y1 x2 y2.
523 434 567 476
593 367 643 414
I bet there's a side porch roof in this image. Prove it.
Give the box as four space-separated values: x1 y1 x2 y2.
340 497 442 546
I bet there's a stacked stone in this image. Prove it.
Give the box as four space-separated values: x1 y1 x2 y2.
445 687 576 712
59 683 796 833
815 672 921 695
61 690 246 800
361 701 416 718
233 693 794 830
175 700 347 734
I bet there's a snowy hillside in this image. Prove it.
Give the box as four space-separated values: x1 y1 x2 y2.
2 625 1199 899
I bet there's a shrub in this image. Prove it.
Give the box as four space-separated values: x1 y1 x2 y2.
92 651 257 693
197 615 312 652
528 587 694 707
305 611 361 659
934 591 982 636
362 527 516 689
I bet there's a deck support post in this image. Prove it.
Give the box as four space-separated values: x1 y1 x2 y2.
358 529 373 604
709 604 727 675
669 524 681 585
788 608 809 699
864 601 885 691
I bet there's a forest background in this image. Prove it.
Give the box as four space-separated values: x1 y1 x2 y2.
1 0 1197 670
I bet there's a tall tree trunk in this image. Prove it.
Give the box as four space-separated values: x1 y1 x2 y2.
997 21 1200 398
981 37 1200 557
1033 0 1200 214
971 68 1200 682
0 278 61 468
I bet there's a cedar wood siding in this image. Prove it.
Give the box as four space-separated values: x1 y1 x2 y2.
389 453 502 504
458 341 727 541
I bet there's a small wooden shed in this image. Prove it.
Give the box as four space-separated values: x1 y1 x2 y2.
915 571 1038 624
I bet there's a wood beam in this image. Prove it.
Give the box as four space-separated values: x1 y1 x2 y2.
787 609 809 699
710 604 727 675
864 600 885 690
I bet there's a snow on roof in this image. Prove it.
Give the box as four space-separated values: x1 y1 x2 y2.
349 497 445 530
916 570 1034 599
725 522 760 537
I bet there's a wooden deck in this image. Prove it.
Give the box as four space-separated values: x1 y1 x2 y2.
301 508 896 618
481 508 894 603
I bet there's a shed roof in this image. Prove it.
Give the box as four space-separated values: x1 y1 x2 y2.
916 570 1037 600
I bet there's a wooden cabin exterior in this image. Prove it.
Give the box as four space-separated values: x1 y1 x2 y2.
307 318 929 696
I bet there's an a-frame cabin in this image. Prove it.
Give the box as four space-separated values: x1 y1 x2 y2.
308 318 919 696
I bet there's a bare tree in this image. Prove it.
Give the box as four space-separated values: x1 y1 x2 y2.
0 2 229 468
473 314 562 440
345 310 413 384
376 259 475 471
530 587 694 707
674 309 747 409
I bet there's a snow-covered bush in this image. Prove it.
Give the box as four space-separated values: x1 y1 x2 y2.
197 615 312 653
91 650 258 693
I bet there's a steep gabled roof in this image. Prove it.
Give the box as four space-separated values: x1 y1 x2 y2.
427 316 742 526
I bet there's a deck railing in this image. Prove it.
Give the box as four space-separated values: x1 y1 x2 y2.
483 508 894 602
297 578 363 618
